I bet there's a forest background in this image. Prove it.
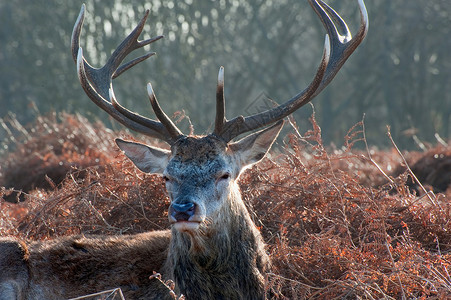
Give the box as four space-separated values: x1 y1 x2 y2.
1 0 450 150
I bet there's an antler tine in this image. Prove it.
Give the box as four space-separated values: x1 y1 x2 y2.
70 4 85 64
113 50 156 79
354 0 370 49
214 66 226 136
216 0 368 142
315 1 351 42
72 4 182 144
147 83 183 139
308 0 368 97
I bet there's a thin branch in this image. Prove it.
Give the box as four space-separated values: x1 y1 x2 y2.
386 126 443 212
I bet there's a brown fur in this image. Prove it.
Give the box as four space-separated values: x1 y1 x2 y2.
0 238 30 299
0 232 172 299
167 184 270 299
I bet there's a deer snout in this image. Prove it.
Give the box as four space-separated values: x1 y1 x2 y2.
169 202 197 223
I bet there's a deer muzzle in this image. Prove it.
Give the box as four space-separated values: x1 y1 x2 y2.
169 200 204 232
170 202 195 222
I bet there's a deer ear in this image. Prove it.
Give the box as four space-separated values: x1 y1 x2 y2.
228 120 283 169
115 139 171 174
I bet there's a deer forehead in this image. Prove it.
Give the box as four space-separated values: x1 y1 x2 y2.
171 135 227 162
166 135 231 179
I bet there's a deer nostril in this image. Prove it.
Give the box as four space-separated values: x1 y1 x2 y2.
170 202 196 222
172 202 195 213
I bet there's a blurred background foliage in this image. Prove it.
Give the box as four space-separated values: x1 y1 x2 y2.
0 0 450 150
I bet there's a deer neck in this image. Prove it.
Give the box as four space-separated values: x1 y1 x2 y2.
166 183 270 299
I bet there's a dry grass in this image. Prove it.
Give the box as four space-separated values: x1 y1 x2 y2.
68 288 125 300
1 112 450 299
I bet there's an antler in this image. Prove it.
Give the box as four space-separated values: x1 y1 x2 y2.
72 1 367 145
214 0 369 142
71 4 182 144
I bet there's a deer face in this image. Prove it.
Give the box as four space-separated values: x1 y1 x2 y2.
163 136 233 232
115 122 283 234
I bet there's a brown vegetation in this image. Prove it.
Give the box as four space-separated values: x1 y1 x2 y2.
0 112 117 203
1 113 450 299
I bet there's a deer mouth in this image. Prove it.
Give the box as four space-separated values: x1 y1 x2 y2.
168 215 204 225
168 202 204 231
172 220 202 232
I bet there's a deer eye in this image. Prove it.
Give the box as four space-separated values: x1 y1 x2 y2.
163 175 171 182
219 173 230 180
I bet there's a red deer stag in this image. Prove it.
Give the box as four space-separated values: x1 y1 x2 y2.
0 1 368 299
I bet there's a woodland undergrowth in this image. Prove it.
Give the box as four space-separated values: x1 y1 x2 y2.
1 112 450 299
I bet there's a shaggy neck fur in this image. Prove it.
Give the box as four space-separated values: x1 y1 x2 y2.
166 183 270 299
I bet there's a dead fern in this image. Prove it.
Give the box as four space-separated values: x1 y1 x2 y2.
1 112 450 299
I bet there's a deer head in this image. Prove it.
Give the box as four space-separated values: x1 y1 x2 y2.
71 0 368 239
